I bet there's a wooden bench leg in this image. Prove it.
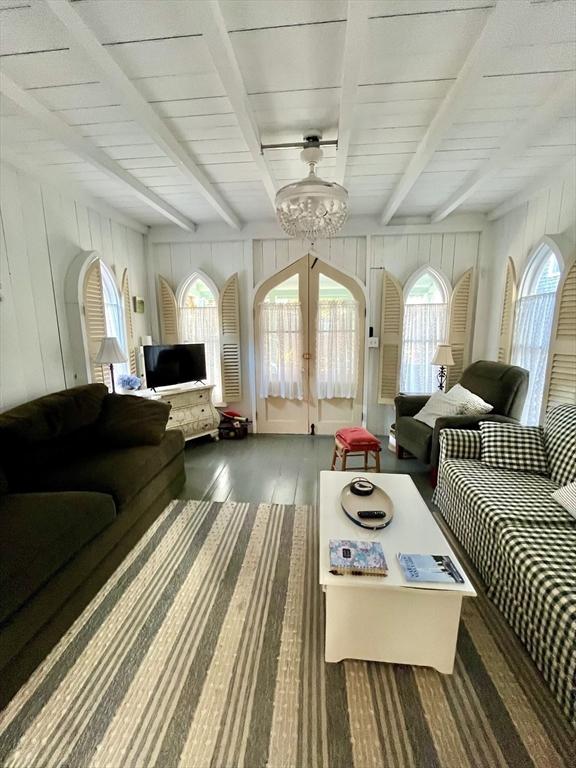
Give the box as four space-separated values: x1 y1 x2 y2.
341 450 347 471
330 445 338 470
375 450 381 472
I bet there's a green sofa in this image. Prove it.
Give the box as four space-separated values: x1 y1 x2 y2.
0 384 185 704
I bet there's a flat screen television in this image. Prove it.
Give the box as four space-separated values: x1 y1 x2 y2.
143 343 207 389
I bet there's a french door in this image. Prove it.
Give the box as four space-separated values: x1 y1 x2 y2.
255 255 365 434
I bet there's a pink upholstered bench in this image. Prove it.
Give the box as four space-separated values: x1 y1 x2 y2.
331 427 381 472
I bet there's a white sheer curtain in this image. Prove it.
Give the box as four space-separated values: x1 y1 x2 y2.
180 305 222 403
400 303 447 394
316 299 358 399
511 292 556 425
259 302 303 399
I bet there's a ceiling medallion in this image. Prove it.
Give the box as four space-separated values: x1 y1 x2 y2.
275 134 349 240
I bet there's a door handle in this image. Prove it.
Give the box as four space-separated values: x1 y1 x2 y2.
303 352 312 360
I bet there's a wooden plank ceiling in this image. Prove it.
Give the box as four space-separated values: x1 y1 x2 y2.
0 0 574 229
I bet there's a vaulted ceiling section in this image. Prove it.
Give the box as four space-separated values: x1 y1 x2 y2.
0 0 574 230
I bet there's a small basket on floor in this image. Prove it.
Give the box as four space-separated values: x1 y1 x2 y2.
331 427 381 472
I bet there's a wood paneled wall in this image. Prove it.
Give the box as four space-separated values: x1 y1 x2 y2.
0 162 151 411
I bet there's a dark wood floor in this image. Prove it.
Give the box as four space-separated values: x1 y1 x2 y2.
182 434 434 507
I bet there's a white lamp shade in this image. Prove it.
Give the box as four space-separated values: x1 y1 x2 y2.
432 344 455 367
94 336 127 364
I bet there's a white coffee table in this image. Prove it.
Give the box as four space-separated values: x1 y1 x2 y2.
319 471 476 673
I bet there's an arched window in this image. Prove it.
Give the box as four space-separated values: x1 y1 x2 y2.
101 263 128 380
179 273 222 403
511 241 562 425
400 268 449 394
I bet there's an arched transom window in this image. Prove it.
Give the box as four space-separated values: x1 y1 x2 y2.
511 242 562 425
180 274 222 403
400 269 449 394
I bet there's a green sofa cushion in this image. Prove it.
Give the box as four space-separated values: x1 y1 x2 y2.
0 491 116 624
96 394 171 447
0 384 108 445
19 429 184 508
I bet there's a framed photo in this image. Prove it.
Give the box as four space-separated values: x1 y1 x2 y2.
133 296 145 313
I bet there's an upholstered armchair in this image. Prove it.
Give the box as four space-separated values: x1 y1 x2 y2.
394 360 529 469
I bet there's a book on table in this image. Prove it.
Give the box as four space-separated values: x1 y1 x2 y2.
397 553 464 584
329 539 388 576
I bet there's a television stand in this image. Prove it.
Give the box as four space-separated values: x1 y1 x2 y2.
149 383 219 442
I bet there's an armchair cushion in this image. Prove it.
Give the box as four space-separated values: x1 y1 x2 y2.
480 422 548 476
413 391 463 428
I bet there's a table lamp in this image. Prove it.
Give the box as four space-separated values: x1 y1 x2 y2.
431 344 454 391
95 336 127 393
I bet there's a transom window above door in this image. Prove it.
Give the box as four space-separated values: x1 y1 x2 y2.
400 269 449 394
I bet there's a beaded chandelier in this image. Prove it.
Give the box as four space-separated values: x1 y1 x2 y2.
275 137 349 240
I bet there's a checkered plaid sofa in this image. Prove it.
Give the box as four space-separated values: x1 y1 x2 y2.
433 404 576 726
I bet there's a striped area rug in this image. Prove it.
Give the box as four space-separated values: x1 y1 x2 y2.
0 500 573 768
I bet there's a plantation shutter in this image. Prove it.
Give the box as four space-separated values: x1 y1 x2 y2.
498 258 517 363
121 268 137 375
158 274 179 344
83 259 110 387
447 268 474 389
542 259 576 416
219 272 242 402
378 270 403 404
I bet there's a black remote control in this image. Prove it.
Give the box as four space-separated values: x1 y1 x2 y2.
357 510 385 519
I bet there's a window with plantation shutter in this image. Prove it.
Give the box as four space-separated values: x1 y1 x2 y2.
378 270 403 404
83 259 110 387
446 268 474 389
158 274 179 344
542 259 576 417
219 272 241 402
498 258 517 363
121 268 137 375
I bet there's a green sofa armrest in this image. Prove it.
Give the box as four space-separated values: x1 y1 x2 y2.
394 394 430 418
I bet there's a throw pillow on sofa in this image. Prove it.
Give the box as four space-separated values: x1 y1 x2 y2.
95 394 171 447
552 481 576 520
445 383 493 416
479 421 548 475
413 391 463 428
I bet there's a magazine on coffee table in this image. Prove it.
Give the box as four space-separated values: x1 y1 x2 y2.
397 553 464 584
329 539 388 576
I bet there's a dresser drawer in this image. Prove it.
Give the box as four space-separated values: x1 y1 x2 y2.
163 389 209 408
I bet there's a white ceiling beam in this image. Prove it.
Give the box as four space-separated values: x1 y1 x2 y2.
198 0 277 207
334 1 370 186
42 0 242 230
433 73 576 222
0 73 196 231
487 158 576 221
0 146 149 234
379 0 529 226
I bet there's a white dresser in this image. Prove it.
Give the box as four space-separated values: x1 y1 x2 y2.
151 384 220 442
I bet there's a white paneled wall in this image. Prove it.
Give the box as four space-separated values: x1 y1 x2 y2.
151 232 483 434
485 173 576 359
0 162 151 411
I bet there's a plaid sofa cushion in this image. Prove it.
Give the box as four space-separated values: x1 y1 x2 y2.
480 421 548 475
545 404 576 487
433 458 569 582
489 523 576 725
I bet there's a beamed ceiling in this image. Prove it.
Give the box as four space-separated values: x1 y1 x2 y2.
0 0 574 231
